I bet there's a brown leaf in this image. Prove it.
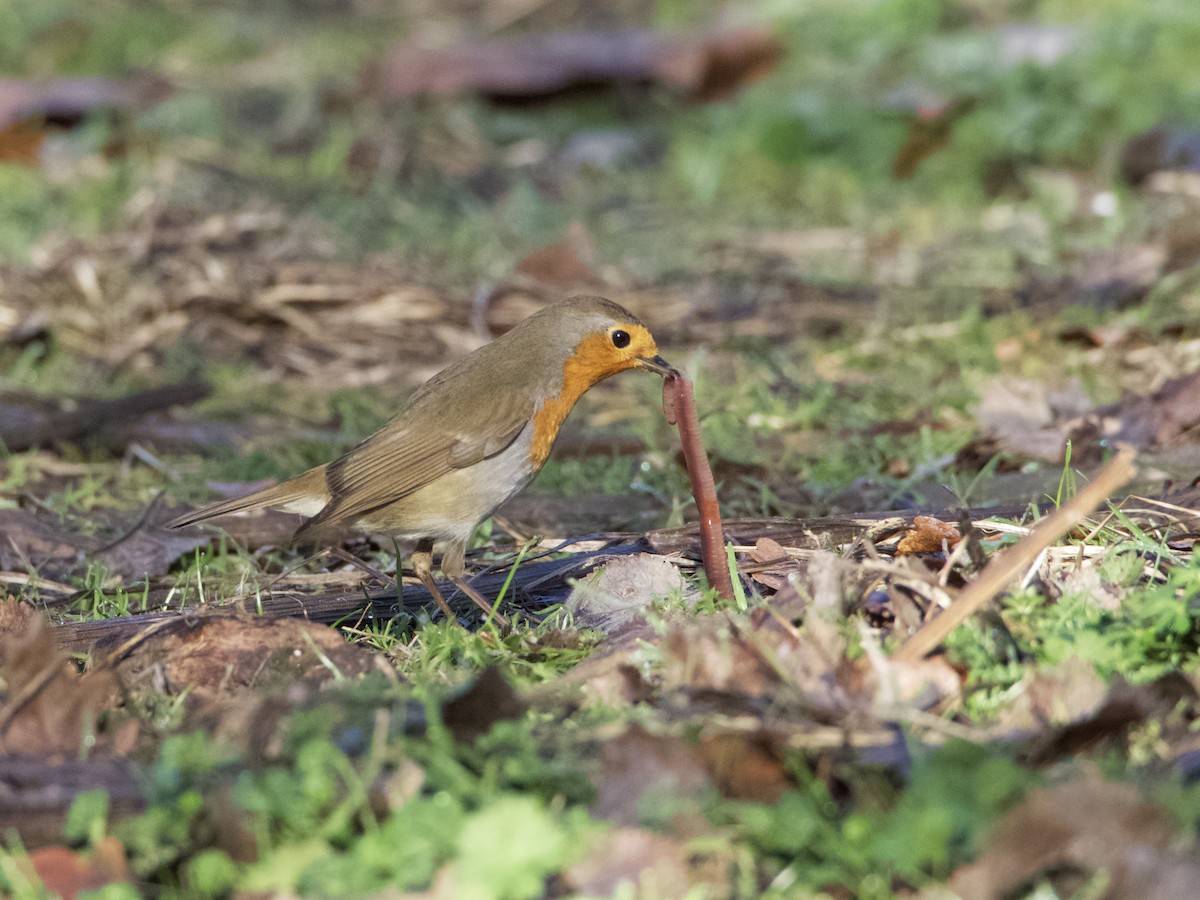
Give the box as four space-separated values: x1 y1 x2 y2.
97 527 210 582
0 601 120 756
951 769 1200 900
592 725 711 829
26 837 130 899
0 506 208 582
895 516 961 555
512 223 604 290
0 75 171 129
369 28 781 102
748 537 788 565
974 377 1091 463
1076 368 1200 451
660 618 781 699
442 667 524 742
695 731 791 803
0 509 83 576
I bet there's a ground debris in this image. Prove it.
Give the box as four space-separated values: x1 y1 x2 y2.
0 380 210 453
96 611 389 710
564 827 706 898
0 600 126 757
951 768 1200 900
2 206 462 389
368 27 782 102
0 506 208 583
22 838 131 898
0 73 171 167
565 553 692 632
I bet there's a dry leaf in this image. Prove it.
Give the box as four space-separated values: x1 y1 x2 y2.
695 731 791 803
0 507 207 582
0 601 119 756
952 768 1200 900
896 516 961 555
442 667 524 742
26 837 130 899
974 377 1091 462
592 725 711 829
660 618 780 699
369 28 782 102
1075 368 1200 452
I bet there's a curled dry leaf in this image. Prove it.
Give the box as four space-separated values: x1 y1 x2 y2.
592 725 711 830
695 731 791 804
895 515 961 555
441 667 525 742
0 506 208 582
0 600 122 757
369 28 782 102
25 838 131 899
951 768 1200 900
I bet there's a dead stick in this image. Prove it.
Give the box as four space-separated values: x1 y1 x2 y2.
664 371 735 601
893 447 1135 663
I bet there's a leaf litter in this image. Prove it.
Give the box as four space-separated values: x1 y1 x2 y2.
8 411 1200 895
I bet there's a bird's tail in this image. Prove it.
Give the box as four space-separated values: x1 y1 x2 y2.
166 466 329 529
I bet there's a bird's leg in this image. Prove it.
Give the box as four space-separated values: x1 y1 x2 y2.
410 538 457 622
448 575 511 633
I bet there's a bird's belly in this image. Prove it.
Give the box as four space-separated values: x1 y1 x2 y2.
357 436 536 543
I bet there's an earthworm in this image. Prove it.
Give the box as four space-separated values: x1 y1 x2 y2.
663 371 736 601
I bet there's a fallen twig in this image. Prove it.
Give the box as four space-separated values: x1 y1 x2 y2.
893 447 1136 663
0 381 211 451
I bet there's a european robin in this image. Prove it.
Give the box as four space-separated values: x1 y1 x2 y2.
168 295 675 624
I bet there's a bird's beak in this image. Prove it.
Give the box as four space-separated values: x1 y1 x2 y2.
637 354 677 377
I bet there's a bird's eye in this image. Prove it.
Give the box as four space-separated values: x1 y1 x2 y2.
611 329 631 349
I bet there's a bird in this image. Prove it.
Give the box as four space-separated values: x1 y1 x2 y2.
167 295 675 626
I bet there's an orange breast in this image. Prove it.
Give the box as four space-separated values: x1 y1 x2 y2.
528 331 644 466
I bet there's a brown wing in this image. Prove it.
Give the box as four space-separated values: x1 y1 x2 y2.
293 387 533 540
